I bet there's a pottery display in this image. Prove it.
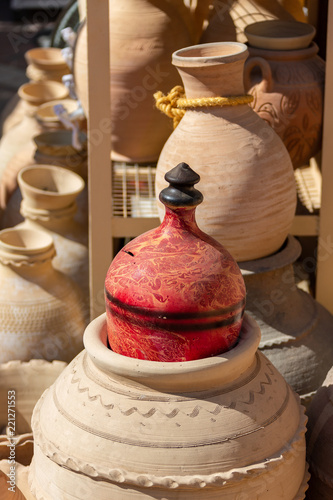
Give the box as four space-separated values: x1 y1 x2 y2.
306 366 333 499
0 227 86 363
200 0 305 44
10 165 90 318
240 235 333 407
0 129 88 228
29 312 309 499
155 42 296 262
0 359 67 466
25 47 70 83
244 20 325 169
0 81 69 188
73 0 196 162
105 163 246 362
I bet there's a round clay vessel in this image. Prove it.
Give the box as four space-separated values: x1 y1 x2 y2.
306 366 333 499
155 42 296 262
240 235 333 408
73 0 196 162
105 163 246 361
200 0 304 44
244 22 325 169
0 359 67 465
0 227 86 363
25 47 70 83
12 165 90 318
244 20 316 50
0 81 69 190
29 312 309 499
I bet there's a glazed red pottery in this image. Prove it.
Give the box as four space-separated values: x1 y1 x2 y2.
105 163 246 361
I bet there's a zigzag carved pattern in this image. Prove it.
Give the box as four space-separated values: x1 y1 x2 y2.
69 359 277 418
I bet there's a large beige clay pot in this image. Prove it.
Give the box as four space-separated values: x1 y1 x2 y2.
306 366 333 499
240 235 333 407
11 165 90 317
0 359 67 466
244 21 325 169
0 227 86 363
29 312 309 499
73 0 195 162
25 47 70 83
155 42 296 262
0 81 69 189
200 0 305 44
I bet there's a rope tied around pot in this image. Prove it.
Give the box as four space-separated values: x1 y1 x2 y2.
154 86 254 128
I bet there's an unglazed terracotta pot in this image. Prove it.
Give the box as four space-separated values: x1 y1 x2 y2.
29 312 309 499
200 0 304 44
240 235 333 407
105 163 246 361
306 367 333 499
11 165 90 318
0 81 69 188
0 130 88 228
0 359 67 465
0 227 86 363
244 21 325 169
25 47 70 83
73 0 195 162
155 42 296 262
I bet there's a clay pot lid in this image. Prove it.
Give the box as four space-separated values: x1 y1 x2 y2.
18 81 69 105
244 20 316 50
25 47 69 69
18 164 85 210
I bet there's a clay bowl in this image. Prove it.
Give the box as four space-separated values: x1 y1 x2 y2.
24 47 69 70
18 164 85 211
244 20 316 50
35 99 79 129
18 81 69 106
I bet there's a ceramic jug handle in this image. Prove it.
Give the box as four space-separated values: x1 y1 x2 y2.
244 57 273 93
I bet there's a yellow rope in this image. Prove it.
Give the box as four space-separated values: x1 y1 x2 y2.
154 86 254 128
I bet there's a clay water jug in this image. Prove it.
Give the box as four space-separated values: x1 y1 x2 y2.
24 47 70 83
244 20 325 169
0 227 86 363
105 163 246 361
28 312 309 499
240 235 333 407
0 81 69 187
73 0 196 162
306 366 333 499
155 42 296 262
13 165 90 318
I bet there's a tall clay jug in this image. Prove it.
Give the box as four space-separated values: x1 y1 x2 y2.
0 227 86 363
73 0 196 162
243 20 325 169
155 42 296 262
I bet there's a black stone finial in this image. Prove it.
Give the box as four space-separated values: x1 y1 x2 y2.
159 163 203 208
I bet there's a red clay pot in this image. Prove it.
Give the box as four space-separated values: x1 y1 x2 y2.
105 163 246 362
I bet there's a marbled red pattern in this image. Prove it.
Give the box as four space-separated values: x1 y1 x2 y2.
105 206 245 361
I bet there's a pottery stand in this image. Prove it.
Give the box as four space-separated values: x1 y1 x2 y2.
240 235 333 408
28 313 308 500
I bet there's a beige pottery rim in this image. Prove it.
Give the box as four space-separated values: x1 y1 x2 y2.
245 20 316 51
84 313 261 392
0 228 55 265
18 81 69 105
25 47 68 70
35 99 78 124
172 41 248 67
18 164 85 211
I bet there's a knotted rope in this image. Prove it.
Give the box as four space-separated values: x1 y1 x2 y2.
154 85 254 128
